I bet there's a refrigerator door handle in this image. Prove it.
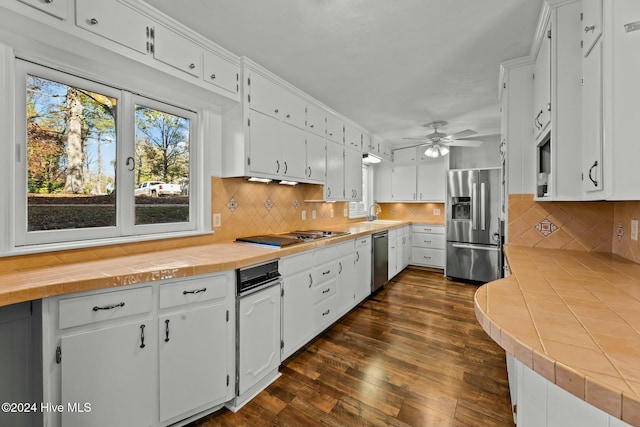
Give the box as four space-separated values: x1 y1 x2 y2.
480 182 486 231
472 183 478 230
451 243 501 251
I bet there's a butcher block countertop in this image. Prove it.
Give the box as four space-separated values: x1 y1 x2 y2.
475 245 640 426
0 221 415 308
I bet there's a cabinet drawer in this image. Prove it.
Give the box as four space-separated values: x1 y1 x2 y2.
314 245 337 265
411 224 444 234
313 278 336 304
59 286 152 329
203 51 238 94
412 232 445 249
312 260 338 285
314 295 337 331
281 251 313 276
336 240 354 257
411 247 445 268
354 235 371 249
159 274 228 309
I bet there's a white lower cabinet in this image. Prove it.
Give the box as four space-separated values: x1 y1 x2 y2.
509 355 633 427
42 272 234 427
354 236 372 303
336 240 356 317
410 224 445 268
388 228 398 280
281 251 315 360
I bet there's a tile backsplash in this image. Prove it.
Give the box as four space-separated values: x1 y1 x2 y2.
377 202 445 224
612 201 640 263
507 194 613 252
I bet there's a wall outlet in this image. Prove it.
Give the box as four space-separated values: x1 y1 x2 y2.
312 210 317 220
632 219 638 241
343 208 348 217
212 213 221 227
330 209 334 218
434 208 441 216
301 210 306 220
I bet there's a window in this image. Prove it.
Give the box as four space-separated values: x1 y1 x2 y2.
349 165 371 218
15 61 197 247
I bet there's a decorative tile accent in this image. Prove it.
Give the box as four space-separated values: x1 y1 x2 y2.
390 207 396 214
226 198 238 212
412 208 419 215
293 200 300 210
264 198 274 211
535 219 558 236
616 222 624 241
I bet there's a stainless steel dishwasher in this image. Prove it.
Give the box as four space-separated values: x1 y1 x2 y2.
372 231 389 292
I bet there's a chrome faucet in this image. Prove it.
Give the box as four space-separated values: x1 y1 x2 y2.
367 203 381 221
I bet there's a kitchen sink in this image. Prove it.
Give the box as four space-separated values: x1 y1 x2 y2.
360 220 404 225
289 230 351 240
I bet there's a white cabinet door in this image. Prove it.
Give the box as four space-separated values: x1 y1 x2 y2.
19 0 67 19
76 0 151 55
325 141 344 200
203 51 238 94
326 113 343 144
281 124 307 180
392 165 417 201
280 89 306 130
60 320 154 427
248 111 281 176
581 0 603 56
417 158 445 201
306 133 326 182
344 123 361 150
306 103 326 137
336 251 356 316
281 270 314 359
582 40 603 193
373 162 393 202
238 284 281 395
248 72 281 119
159 303 228 423
388 239 397 280
393 147 417 163
354 237 372 303
344 146 363 201
533 19 552 140
153 25 202 77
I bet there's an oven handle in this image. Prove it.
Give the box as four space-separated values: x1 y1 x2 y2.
237 279 282 298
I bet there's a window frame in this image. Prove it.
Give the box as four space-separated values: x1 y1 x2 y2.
349 164 371 219
14 60 200 248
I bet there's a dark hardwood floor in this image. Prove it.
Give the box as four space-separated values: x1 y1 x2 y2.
190 267 514 427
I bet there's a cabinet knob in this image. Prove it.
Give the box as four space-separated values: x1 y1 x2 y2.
89 18 98 25
210 73 216 79
286 114 291 119
585 25 596 33
274 108 279 114
189 63 196 69
310 124 314 128
44 0 53 3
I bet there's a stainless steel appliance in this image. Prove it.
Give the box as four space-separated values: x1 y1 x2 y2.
445 168 502 283
235 230 350 247
372 231 388 292
233 260 282 409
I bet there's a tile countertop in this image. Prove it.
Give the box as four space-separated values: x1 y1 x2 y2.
0 221 418 308
475 245 640 426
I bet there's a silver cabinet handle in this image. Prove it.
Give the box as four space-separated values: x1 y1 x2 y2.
309 274 313 287
480 182 486 231
338 262 343 274
45 0 53 3
274 108 279 114
284 161 288 174
93 302 124 311
472 183 478 230
89 18 99 25
322 270 331 275
276 160 280 173
189 63 196 69
210 74 216 79
322 288 331 294
585 25 596 33
183 287 206 295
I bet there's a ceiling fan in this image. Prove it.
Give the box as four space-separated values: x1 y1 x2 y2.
402 121 485 158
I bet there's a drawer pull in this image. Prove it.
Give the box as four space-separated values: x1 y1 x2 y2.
164 319 170 342
424 240 431 244
92 301 125 311
139 324 146 349
338 261 342 274
183 287 207 295
322 309 330 316
322 288 331 294
309 274 313 288
322 270 331 275
424 256 432 259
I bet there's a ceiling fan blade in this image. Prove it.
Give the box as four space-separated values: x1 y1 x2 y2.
456 133 501 141
446 139 483 147
446 129 477 139
401 137 429 141
398 142 430 150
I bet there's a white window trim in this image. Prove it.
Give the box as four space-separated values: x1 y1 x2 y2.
7 58 209 254
349 164 371 219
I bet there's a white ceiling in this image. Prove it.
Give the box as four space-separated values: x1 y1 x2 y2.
145 0 543 148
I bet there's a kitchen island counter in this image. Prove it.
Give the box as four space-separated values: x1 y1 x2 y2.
0 221 412 308
475 245 640 426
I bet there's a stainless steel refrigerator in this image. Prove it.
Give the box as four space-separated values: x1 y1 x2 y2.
445 168 503 283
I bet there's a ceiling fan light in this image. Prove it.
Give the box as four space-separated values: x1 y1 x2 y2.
437 144 449 156
425 146 439 158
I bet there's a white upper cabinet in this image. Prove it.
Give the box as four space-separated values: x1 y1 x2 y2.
417 157 445 201
281 123 307 180
344 122 361 151
152 24 203 77
280 89 307 130
75 0 151 55
203 50 238 94
581 0 603 56
393 147 417 164
326 113 343 144
533 18 551 141
392 165 417 201
19 0 68 19
325 141 345 200
344 146 363 201
306 103 326 137
306 133 326 182
248 72 283 119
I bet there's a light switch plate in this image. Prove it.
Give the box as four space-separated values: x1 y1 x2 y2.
632 219 638 241
330 209 334 218
312 210 317 220
434 208 441 216
344 208 348 217
302 210 306 220
212 213 221 227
